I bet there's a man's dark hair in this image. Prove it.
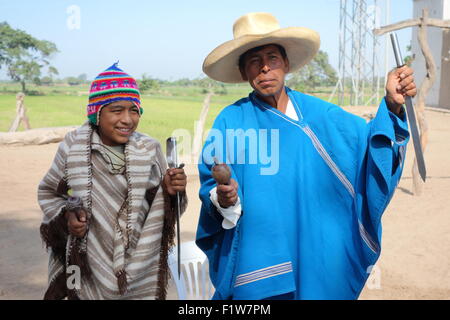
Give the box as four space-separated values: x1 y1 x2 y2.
238 44 288 71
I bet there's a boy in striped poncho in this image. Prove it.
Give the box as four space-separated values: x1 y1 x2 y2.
38 63 187 299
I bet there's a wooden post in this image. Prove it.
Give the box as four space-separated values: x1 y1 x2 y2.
374 9 450 195
192 92 213 163
412 9 434 195
9 92 31 132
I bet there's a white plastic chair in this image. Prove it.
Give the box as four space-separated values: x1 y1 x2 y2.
168 240 214 300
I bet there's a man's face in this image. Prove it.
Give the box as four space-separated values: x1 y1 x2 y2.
97 100 140 146
240 44 289 98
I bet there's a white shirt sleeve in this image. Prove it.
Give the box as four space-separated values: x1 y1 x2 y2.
209 186 242 229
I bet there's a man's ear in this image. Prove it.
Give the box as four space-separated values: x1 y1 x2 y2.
284 57 290 73
239 66 248 81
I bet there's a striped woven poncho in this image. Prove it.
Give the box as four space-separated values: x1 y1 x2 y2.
38 122 186 299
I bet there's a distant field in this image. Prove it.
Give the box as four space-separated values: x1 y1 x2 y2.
0 83 252 146
0 82 385 146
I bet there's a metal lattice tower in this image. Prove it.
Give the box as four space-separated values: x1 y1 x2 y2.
331 0 382 106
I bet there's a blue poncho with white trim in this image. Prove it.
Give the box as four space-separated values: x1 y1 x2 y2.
196 87 409 300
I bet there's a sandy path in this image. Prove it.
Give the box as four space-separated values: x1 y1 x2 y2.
0 108 449 299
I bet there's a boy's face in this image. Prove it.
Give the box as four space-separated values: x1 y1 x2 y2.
97 100 140 146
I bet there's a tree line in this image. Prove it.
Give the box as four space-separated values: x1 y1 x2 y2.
0 22 58 92
1 22 339 94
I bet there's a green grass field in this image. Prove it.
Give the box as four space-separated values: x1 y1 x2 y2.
0 82 384 148
0 83 253 147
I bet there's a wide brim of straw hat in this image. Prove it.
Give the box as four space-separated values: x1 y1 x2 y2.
203 27 321 83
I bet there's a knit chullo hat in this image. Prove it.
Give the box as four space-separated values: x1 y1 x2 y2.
87 62 142 125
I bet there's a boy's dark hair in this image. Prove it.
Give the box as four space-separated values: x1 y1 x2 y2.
238 44 288 71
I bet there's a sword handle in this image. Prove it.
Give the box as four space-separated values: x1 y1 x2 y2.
390 33 404 67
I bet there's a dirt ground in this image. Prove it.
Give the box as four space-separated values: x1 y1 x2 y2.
0 107 449 300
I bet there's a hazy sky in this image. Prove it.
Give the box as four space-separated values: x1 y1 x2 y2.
0 0 413 80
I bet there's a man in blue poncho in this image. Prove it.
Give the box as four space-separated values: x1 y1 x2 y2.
196 12 417 300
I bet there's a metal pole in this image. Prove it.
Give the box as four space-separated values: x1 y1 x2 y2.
384 0 391 85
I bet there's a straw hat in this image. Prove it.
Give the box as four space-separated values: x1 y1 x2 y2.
202 12 321 83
